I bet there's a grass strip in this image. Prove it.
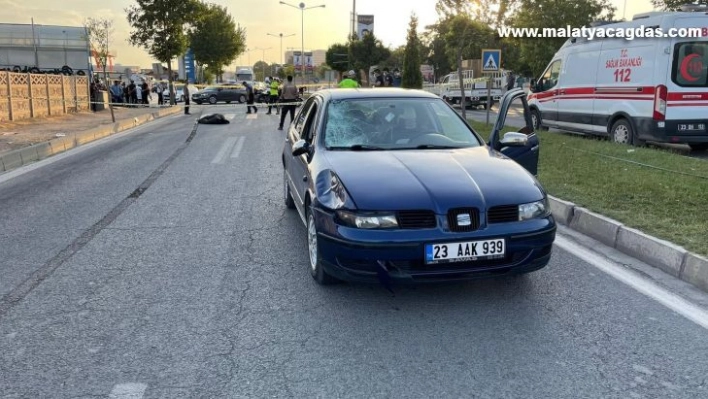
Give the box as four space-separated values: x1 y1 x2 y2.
468 120 708 257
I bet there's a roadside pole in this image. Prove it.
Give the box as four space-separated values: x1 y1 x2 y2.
486 74 491 125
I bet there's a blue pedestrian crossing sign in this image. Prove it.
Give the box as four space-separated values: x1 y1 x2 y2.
481 49 501 72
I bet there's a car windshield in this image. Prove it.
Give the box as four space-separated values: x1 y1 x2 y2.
323 98 482 150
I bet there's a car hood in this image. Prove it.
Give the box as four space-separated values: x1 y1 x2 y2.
322 147 543 212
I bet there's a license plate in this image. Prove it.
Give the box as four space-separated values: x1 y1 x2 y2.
425 239 506 264
678 123 706 131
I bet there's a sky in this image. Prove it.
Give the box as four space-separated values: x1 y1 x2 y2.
2 0 656 68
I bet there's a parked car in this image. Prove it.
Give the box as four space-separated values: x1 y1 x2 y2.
191 85 245 104
282 88 556 285
162 84 198 103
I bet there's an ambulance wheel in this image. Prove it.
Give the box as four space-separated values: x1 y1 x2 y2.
610 118 642 146
531 109 543 130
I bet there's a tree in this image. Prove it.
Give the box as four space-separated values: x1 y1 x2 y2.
188 3 246 83
349 33 391 86
253 61 270 81
325 43 351 73
436 0 520 29
508 0 615 77
126 0 202 105
384 46 406 70
402 13 423 89
84 17 115 121
651 0 707 10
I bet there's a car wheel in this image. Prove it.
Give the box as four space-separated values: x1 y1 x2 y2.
239 94 246 103
180 95 185 102
208 96 217 104
531 109 542 130
610 118 642 146
689 143 708 152
284 170 295 209
306 207 337 285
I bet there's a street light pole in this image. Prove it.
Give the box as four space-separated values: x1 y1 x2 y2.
279 1 326 86
267 33 295 66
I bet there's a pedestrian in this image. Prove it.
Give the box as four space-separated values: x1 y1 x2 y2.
373 68 384 87
183 81 191 115
338 70 360 88
392 68 402 87
267 77 279 115
506 72 516 91
383 68 394 87
141 80 150 105
278 75 299 130
243 81 257 114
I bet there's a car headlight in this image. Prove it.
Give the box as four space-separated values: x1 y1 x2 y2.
518 197 550 220
316 170 354 210
336 210 398 229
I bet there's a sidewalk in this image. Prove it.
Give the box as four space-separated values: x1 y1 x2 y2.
0 105 177 155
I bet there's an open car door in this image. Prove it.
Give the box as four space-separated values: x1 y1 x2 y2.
488 88 540 176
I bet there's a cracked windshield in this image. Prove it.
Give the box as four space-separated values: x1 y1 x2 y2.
2 0 708 398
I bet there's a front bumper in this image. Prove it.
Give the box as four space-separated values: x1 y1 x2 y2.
312 206 556 284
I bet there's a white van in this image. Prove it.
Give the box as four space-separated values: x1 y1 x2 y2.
527 5 708 151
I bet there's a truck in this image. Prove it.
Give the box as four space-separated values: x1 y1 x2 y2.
235 67 255 84
427 70 505 109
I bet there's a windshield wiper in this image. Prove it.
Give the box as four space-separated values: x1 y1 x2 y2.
413 144 461 149
330 144 387 151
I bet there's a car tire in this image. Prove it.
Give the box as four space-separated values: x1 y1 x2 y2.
610 118 642 146
284 170 296 209
208 96 217 104
239 94 246 103
306 206 338 285
531 109 543 130
689 143 708 152
180 95 185 102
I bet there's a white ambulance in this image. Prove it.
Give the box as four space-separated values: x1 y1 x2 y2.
527 4 708 151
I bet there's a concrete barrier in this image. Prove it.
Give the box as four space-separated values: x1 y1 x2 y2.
548 195 574 225
569 207 621 248
0 150 23 171
34 142 53 160
616 226 687 278
681 253 708 292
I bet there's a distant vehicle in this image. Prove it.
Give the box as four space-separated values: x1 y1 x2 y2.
162 84 198 103
235 67 254 83
527 6 708 151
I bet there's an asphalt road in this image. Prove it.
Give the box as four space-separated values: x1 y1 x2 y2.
461 106 708 160
2 104 708 398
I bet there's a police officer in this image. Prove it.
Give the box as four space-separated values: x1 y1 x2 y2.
267 77 280 115
338 70 360 88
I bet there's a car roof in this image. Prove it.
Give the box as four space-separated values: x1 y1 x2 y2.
313 88 440 101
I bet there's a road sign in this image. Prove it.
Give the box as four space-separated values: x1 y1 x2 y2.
481 49 501 72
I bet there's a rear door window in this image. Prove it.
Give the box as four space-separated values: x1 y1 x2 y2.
671 41 708 87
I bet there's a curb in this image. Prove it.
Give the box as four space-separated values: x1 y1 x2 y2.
0 106 182 173
548 195 708 293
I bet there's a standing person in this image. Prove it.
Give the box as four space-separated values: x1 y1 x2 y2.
141 80 150 105
183 81 191 115
392 68 402 87
383 68 394 87
278 75 299 131
243 81 257 114
338 70 360 88
267 77 279 115
128 80 137 105
506 72 516 91
373 68 384 87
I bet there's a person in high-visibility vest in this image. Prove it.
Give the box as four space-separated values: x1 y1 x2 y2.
267 77 280 115
338 70 360 88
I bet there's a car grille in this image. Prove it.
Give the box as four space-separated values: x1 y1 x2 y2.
396 210 437 229
446 208 480 232
487 205 519 223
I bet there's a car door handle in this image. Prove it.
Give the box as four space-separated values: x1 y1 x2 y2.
302 175 308 182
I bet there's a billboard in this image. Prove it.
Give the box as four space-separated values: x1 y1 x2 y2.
293 51 302 70
357 15 374 38
305 52 313 71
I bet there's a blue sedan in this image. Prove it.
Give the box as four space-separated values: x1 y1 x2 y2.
282 88 556 285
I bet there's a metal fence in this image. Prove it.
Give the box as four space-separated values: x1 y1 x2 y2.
0 71 89 122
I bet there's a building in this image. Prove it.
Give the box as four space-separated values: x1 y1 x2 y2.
0 22 90 73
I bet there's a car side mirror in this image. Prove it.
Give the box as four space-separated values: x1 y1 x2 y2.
500 132 529 147
292 139 310 157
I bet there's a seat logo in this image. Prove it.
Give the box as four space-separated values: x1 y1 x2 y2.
457 213 472 226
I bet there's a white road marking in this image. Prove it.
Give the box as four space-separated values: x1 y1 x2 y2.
230 136 245 158
554 235 708 331
223 113 236 120
108 383 147 399
211 137 238 164
246 114 257 119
